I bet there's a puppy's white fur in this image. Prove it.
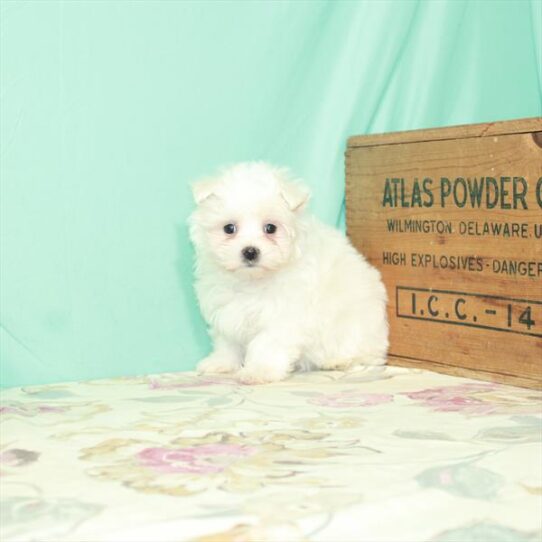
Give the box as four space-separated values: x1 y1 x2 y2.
189 162 388 384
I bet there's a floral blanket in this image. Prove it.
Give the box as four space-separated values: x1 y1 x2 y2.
1 366 541 542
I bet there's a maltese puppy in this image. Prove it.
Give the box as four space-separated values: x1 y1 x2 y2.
189 162 388 384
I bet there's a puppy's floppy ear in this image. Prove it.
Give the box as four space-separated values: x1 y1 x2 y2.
191 177 218 205
280 179 310 212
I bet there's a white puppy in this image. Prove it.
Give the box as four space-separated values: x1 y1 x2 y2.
189 162 388 384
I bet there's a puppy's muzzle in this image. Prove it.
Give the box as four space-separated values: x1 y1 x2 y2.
242 246 260 265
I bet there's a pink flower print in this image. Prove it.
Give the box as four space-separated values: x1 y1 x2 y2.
0 403 67 417
439 469 454 486
404 383 499 415
148 375 236 390
0 448 40 476
137 444 256 475
0 449 40 467
0 406 18 415
310 391 393 409
37 405 65 413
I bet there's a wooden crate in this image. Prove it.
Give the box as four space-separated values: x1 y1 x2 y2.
346 118 542 389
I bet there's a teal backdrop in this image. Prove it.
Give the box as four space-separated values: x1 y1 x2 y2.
1 0 541 387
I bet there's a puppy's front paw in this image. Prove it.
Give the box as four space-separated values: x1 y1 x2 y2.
197 352 240 375
237 364 289 385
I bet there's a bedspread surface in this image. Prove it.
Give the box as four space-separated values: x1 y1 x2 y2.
1 366 541 542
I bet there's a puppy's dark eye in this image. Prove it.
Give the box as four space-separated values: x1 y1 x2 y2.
223 224 237 235
264 223 277 234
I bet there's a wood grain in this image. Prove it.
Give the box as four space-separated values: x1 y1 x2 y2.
346 118 542 389
348 117 542 148
389 356 541 390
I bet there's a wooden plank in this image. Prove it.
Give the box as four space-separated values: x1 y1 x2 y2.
389 356 542 390
346 119 542 389
348 117 542 148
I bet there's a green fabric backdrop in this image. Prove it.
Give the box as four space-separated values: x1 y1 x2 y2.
1 0 541 387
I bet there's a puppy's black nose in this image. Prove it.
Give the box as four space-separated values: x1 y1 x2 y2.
242 246 260 262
